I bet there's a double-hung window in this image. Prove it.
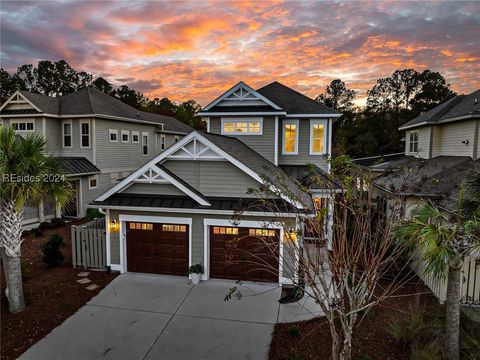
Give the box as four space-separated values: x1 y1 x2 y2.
221 118 263 135
310 119 327 155
409 131 419 153
62 120 72 148
80 120 90 148
142 132 149 156
282 120 299 154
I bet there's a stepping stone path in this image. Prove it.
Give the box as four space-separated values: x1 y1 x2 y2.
76 271 100 291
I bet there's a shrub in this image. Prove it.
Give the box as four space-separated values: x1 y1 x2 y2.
41 234 65 267
33 228 44 237
39 221 55 231
287 325 301 337
356 354 372 360
50 217 66 228
86 208 104 221
188 263 203 274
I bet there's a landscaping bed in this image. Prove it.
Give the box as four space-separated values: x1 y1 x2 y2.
270 280 445 360
1 220 118 360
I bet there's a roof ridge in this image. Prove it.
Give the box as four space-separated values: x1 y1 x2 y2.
436 95 465 120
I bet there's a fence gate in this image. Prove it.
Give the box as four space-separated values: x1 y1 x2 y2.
71 217 107 269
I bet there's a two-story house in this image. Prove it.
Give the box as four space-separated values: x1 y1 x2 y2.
91 81 341 284
0 87 192 226
371 89 480 215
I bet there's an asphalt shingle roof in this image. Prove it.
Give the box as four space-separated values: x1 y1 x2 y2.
10 88 192 133
400 89 480 129
280 164 341 190
257 81 339 115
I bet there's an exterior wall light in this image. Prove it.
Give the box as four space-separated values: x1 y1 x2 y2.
110 219 119 233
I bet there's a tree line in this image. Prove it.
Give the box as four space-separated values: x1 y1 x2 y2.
316 69 456 157
0 60 204 129
1 61 458 156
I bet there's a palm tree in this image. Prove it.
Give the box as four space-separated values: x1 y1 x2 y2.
0 127 71 313
396 184 480 360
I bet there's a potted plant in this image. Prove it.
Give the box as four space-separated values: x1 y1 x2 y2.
189 264 203 285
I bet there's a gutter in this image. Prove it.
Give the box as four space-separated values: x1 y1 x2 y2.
399 114 479 131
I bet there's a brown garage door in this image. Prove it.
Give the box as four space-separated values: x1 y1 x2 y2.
126 222 189 276
210 226 279 283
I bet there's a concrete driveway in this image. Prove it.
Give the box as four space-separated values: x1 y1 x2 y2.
20 274 323 360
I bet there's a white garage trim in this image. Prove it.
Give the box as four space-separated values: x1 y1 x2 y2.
118 215 192 275
203 219 285 284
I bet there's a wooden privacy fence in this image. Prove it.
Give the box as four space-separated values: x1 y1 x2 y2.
71 217 107 269
414 255 480 305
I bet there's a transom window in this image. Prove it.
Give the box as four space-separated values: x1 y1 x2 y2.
212 226 239 235
162 224 187 232
221 118 263 135
249 228 276 237
409 131 419 153
310 120 327 155
283 120 298 154
11 121 34 132
80 120 90 148
129 222 153 230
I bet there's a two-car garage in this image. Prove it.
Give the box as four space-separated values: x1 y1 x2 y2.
124 218 281 283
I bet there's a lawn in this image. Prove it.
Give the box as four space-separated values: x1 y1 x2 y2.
1 220 118 360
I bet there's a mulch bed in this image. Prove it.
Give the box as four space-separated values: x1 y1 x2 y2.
269 280 443 360
1 220 118 360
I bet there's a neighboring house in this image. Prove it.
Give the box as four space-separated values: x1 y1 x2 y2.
0 88 192 226
370 89 480 216
90 81 341 284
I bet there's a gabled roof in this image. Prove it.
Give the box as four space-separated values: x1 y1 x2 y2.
94 131 312 210
55 157 100 176
1 88 192 133
257 82 340 116
399 89 480 130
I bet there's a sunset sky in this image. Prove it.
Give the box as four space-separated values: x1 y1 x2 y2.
1 1 479 106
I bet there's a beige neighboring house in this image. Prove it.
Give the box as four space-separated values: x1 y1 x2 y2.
0 88 192 227
369 89 480 217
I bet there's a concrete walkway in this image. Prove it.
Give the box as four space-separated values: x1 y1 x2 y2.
20 274 323 360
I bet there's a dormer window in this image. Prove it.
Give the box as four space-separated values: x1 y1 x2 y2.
409 131 419 153
221 118 263 135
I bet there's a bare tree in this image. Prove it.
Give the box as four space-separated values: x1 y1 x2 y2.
228 159 412 360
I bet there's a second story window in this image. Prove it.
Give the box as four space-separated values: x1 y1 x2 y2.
282 120 298 155
221 118 263 135
132 131 139 143
160 134 166 150
11 120 34 132
142 132 149 156
121 130 129 143
63 120 72 148
409 131 419 153
109 129 118 142
80 120 90 148
310 120 327 155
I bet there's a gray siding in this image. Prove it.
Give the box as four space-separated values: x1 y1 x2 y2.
121 182 185 196
108 209 295 281
278 118 329 171
209 116 276 163
162 160 262 198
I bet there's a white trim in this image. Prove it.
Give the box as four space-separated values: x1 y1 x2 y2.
285 113 342 118
62 119 73 148
206 117 210 132
95 131 303 209
0 91 42 112
274 116 279 165
142 132 149 156
10 119 35 132
309 119 328 155
131 131 140 143
282 119 299 155
109 129 118 142
203 218 284 284
42 117 46 138
118 214 192 274
398 114 480 131
92 118 96 165
202 81 283 111
199 111 286 116
79 119 91 148
328 118 333 173
88 174 98 189
220 117 263 136
105 210 111 267
121 130 130 143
